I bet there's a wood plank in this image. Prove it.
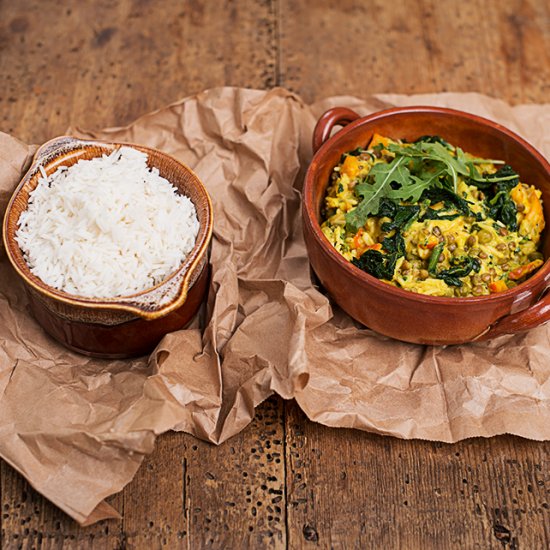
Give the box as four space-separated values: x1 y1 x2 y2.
121 397 286 548
0 459 124 549
181 396 286 548
0 0 278 144
279 0 550 104
0 397 288 549
285 401 550 549
120 431 187 548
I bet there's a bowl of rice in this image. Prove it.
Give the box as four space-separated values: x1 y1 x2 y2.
3 136 213 357
303 106 550 345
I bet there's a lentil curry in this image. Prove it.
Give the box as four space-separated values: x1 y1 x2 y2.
321 134 545 297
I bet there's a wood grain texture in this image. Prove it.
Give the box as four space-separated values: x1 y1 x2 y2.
285 401 549 549
279 0 550 104
121 397 286 548
1 459 124 548
1 398 285 549
1 0 549 548
0 0 278 143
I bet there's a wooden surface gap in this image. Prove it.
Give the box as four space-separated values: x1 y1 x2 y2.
273 0 283 87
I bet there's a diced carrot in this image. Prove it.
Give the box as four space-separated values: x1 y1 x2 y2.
356 242 382 258
508 259 544 281
352 229 364 249
341 155 360 179
419 236 439 250
489 280 508 293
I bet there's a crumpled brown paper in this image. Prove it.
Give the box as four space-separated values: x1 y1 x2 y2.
0 87 549 524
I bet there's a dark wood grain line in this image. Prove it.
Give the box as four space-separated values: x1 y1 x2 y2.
284 401 549 549
0 459 125 549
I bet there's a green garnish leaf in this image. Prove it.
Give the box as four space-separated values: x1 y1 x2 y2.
345 156 409 231
351 199 412 280
387 141 473 194
342 136 513 233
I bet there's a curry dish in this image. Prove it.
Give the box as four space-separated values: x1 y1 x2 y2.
321 134 545 297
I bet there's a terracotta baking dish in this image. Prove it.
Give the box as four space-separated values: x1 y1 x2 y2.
3 136 213 357
303 106 550 345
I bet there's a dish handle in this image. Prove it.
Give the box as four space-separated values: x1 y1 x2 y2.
312 107 361 154
482 289 550 339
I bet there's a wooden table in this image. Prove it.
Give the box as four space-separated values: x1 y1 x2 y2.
1 1 549 548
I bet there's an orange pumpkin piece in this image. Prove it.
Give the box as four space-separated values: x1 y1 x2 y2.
510 183 545 242
340 155 360 179
489 280 508 293
368 133 392 150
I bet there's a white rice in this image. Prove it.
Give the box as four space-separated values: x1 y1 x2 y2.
16 146 200 298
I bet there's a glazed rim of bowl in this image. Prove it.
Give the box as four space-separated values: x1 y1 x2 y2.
2 136 214 320
305 106 550 306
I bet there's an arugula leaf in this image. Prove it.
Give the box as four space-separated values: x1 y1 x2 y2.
345 156 409 231
345 156 443 231
414 135 452 148
387 141 472 194
343 137 510 233
409 165 447 201
470 164 519 186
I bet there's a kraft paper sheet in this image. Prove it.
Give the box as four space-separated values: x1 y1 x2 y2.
0 87 548 524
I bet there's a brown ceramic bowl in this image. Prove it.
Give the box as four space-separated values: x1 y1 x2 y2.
303 106 550 345
3 136 213 357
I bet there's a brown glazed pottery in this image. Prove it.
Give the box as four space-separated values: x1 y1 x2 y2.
3 137 213 357
303 106 550 345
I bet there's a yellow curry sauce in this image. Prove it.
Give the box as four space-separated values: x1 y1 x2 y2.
321 134 545 297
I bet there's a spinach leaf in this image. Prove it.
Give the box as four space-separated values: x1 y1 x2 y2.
430 255 481 287
352 249 398 280
377 200 421 232
487 190 518 230
420 188 479 220
481 165 520 231
428 243 445 275
351 200 412 280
